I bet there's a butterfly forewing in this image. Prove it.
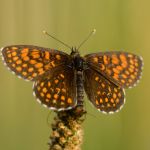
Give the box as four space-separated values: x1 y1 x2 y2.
84 67 125 113
1 45 70 81
85 51 143 88
33 65 77 111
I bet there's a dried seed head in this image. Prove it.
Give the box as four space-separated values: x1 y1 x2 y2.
49 106 86 150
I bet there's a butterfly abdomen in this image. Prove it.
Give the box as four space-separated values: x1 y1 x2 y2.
76 70 84 106
73 55 84 106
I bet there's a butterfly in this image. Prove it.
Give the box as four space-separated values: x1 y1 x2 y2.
0 43 143 114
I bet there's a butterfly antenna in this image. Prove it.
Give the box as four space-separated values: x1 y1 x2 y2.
77 29 96 50
43 30 72 49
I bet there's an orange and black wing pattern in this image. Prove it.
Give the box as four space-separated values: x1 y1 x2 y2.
1 45 69 81
85 51 143 88
84 67 125 113
33 66 77 111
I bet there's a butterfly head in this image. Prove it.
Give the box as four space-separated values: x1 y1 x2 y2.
70 47 80 57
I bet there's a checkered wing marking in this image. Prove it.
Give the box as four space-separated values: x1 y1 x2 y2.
84 68 125 113
33 66 77 111
85 51 143 88
1 45 69 81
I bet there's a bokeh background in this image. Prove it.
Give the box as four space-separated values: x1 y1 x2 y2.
0 0 149 150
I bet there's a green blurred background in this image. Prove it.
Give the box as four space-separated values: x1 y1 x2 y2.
0 0 149 150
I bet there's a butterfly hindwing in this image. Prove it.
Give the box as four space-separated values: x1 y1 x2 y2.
83 67 125 113
1 45 70 81
85 51 143 88
33 65 77 111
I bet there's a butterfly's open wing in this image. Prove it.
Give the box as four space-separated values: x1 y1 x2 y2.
85 51 143 88
84 67 125 113
1 45 70 81
33 65 77 111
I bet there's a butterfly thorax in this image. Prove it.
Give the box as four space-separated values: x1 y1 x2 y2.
70 48 84 71
74 56 84 71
